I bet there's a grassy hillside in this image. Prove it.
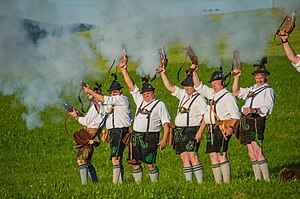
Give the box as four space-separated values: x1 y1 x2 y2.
1 16 300 199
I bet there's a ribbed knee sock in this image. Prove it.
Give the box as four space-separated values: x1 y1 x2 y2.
132 167 143 183
258 159 270 181
79 164 88 185
149 166 159 182
88 165 98 183
251 161 262 181
183 166 193 182
220 160 231 183
192 164 204 184
212 163 222 183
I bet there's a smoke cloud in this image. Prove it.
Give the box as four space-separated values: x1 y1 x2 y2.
0 0 298 129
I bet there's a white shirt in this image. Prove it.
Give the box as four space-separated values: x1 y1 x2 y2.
172 86 207 127
291 54 300 73
130 85 170 132
77 103 106 129
238 83 275 117
103 94 132 129
195 83 240 124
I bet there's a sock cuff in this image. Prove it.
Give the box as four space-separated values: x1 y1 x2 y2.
132 167 143 174
258 159 268 165
78 164 87 170
113 164 121 169
149 167 159 174
212 163 220 169
183 167 193 173
251 161 259 166
220 160 229 166
192 164 203 171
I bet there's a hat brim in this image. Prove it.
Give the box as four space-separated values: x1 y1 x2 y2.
140 88 155 94
107 86 123 92
252 70 270 75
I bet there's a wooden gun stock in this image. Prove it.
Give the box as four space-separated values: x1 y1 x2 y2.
186 44 198 66
64 102 84 117
276 11 296 36
156 47 168 73
231 50 242 76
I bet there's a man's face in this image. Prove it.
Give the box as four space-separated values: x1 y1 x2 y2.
110 90 122 96
142 91 155 103
211 80 223 93
184 86 195 95
254 73 268 86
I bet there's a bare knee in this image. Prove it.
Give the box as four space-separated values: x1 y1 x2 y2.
188 152 200 165
180 152 191 167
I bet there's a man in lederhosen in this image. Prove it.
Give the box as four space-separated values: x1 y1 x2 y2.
232 57 275 181
192 66 240 183
83 76 132 184
159 66 207 184
118 62 170 183
68 86 106 185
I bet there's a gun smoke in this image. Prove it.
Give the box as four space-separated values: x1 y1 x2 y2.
0 0 298 130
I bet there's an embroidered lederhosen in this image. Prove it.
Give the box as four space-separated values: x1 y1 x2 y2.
174 94 200 154
108 105 129 159
77 114 107 160
131 99 161 165
239 86 269 146
206 92 231 155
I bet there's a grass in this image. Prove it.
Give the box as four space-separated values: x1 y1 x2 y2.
1 13 300 199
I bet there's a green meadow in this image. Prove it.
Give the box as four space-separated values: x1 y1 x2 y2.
1 16 300 199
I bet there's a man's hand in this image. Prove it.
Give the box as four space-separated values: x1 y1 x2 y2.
158 138 167 150
190 64 198 71
68 108 78 118
232 68 241 77
118 62 127 70
223 127 233 137
194 132 202 143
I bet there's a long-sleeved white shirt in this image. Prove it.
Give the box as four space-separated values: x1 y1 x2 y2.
77 103 106 129
172 86 207 127
103 94 132 129
291 55 300 73
130 85 170 132
195 83 240 124
238 82 275 117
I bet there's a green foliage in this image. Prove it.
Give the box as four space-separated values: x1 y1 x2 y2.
1 16 300 199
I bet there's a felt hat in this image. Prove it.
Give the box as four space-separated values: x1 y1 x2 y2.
252 57 270 75
141 77 155 93
181 73 194 86
107 75 123 92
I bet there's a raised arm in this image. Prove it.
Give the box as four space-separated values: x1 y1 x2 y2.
82 84 105 102
119 63 135 92
280 33 300 65
231 69 241 96
159 68 176 93
190 64 201 88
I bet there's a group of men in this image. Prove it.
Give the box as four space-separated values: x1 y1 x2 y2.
66 48 279 185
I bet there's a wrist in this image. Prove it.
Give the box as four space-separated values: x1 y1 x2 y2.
281 39 288 43
254 108 258 114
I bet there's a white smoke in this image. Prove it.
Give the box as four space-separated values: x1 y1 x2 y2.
0 0 298 129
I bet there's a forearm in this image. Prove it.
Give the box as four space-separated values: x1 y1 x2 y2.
232 77 240 96
121 68 135 92
162 122 170 140
283 42 300 64
160 71 175 93
192 70 201 87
